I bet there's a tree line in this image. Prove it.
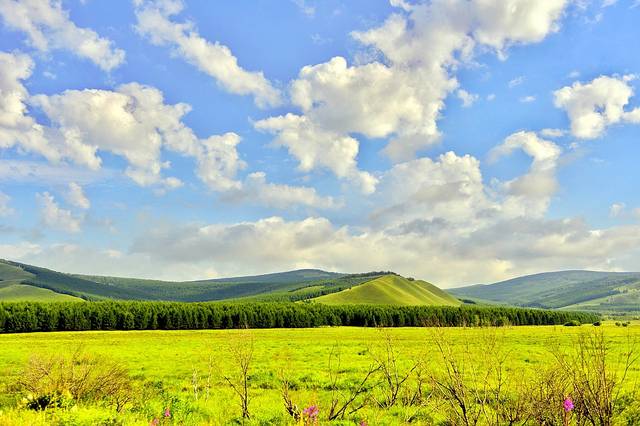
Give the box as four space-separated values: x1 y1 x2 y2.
0 301 600 333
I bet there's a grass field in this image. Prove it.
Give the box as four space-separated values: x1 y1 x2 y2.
0 324 639 425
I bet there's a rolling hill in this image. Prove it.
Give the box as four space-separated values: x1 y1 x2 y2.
313 275 461 306
0 260 459 306
450 270 640 313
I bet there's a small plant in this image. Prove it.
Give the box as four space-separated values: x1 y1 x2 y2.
593 321 602 326
563 320 581 327
302 405 319 425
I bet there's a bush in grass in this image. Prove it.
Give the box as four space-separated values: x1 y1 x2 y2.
18 349 133 412
563 320 581 327
593 321 602 326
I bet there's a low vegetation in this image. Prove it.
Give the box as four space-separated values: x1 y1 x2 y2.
0 325 637 424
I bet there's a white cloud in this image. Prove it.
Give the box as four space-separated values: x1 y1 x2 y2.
0 191 13 216
487 93 496 101
457 89 479 107
602 0 618 7
610 202 626 218
36 191 83 233
134 0 281 108
0 52 52 162
519 95 536 103
256 0 570 181
66 182 90 210
489 131 562 217
254 113 377 194
223 172 338 209
553 75 640 139
30 83 244 191
0 0 124 71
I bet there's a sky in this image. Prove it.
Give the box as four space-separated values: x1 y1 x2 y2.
0 0 639 287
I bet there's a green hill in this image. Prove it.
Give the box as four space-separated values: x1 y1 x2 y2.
0 259 388 303
311 275 461 306
450 270 640 313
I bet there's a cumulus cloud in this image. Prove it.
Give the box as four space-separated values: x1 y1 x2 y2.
554 75 640 139
11 128 640 285
134 0 281 108
254 113 377 194
0 0 124 71
27 82 246 190
36 191 82 233
0 191 13 216
66 182 90 210
256 0 570 185
490 131 562 217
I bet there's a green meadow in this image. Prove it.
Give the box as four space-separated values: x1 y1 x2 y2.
1 323 639 425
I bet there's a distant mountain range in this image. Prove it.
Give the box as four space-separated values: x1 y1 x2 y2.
3 259 639 313
450 270 640 313
0 259 459 306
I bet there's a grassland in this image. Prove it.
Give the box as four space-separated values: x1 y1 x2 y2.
0 324 638 425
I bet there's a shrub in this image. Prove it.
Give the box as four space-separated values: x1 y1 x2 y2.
593 321 602 326
564 320 581 327
19 349 133 412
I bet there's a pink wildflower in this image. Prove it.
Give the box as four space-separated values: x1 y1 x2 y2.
164 407 171 417
564 397 574 412
303 405 319 418
149 419 159 426
360 421 368 426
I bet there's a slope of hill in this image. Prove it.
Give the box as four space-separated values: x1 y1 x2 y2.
450 270 640 312
0 284 83 302
312 275 461 306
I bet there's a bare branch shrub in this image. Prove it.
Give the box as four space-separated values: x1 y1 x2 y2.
552 330 638 426
222 331 254 420
368 329 421 408
19 348 132 412
327 345 380 420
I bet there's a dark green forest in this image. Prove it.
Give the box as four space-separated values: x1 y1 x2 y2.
0 301 599 333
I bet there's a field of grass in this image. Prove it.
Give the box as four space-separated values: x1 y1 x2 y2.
313 275 460 306
0 284 83 302
0 324 639 425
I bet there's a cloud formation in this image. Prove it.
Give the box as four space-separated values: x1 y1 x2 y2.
256 0 570 189
554 75 640 139
134 0 282 108
0 0 124 71
36 191 83 233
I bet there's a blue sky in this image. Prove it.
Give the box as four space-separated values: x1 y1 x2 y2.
0 0 639 286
